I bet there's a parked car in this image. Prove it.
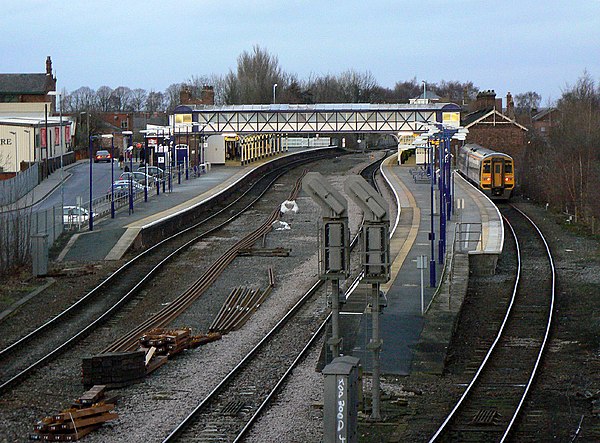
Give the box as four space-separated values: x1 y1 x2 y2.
94 150 112 163
118 171 158 185
63 206 94 225
136 165 164 180
108 180 144 198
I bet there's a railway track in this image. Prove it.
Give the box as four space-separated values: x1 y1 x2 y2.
429 203 555 442
0 151 338 395
102 172 306 353
162 153 391 442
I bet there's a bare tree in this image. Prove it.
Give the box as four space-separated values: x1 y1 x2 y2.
95 86 113 112
433 80 479 104
224 45 284 104
68 86 96 112
515 91 542 116
307 74 344 103
130 88 148 112
146 90 166 112
392 78 421 102
523 73 600 228
164 83 183 113
110 86 133 112
338 69 379 102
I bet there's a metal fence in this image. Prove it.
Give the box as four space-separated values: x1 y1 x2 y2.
0 203 63 274
0 163 40 207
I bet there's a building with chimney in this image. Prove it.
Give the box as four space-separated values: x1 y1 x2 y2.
0 57 71 177
461 90 528 165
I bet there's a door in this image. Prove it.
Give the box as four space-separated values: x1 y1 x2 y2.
492 158 504 188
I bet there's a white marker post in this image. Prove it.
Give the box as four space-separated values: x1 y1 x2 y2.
417 255 427 315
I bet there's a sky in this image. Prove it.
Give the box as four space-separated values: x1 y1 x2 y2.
2 0 599 106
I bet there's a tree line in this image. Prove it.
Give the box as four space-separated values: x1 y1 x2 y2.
521 72 600 230
59 46 494 114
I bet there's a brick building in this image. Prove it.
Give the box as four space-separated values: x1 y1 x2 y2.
0 56 57 111
179 85 215 106
532 108 559 139
461 90 528 163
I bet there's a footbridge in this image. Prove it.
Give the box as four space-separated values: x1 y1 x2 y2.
173 103 461 135
170 103 461 165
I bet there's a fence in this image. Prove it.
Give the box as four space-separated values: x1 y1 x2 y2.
0 203 63 275
0 163 40 207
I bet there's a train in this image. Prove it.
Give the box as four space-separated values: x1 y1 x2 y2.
456 143 515 200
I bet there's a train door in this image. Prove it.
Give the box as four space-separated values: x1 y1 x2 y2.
492 158 504 188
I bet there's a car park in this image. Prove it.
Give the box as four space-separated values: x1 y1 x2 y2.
108 180 144 198
136 165 164 179
94 150 112 163
63 206 94 225
118 171 158 185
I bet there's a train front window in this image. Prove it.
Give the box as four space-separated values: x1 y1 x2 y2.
483 161 491 173
505 162 513 173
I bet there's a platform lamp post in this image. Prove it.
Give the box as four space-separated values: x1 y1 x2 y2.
139 129 150 201
449 128 468 218
273 83 278 104
101 134 116 218
88 134 100 231
48 91 65 212
413 129 438 288
122 131 134 213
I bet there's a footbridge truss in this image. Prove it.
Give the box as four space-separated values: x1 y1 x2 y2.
173 103 461 135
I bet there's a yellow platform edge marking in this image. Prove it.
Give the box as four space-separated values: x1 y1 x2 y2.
381 155 420 294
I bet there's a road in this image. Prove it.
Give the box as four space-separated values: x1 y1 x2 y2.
34 160 119 211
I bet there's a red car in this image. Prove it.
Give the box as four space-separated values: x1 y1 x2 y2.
94 150 112 163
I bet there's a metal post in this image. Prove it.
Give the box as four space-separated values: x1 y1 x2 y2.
110 135 115 218
438 136 446 264
144 160 148 202
429 142 436 287
445 133 451 221
370 283 381 421
129 134 134 213
88 135 94 231
329 280 342 359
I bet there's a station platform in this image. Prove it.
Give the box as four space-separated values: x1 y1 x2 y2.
341 153 504 376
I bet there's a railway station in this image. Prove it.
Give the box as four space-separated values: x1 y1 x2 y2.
0 95 556 441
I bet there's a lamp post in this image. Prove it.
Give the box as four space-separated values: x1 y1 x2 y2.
123 131 134 213
413 129 438 287
88 134 98 231
273 83 278 104
102 134 115 218
9 131 17 174
48 90 64 212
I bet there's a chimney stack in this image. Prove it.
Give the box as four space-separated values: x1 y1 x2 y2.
506 92 515 119
46 56 52 75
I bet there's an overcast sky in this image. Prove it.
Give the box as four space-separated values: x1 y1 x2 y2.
2 0 599 105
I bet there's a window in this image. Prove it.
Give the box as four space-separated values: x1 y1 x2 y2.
483 162 491 173
121 120 128 129
505 162 513 173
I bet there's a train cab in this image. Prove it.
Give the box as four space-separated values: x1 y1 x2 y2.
457 144 515 200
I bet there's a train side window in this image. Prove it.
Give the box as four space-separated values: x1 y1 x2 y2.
505 163 513 173
483 162 491 173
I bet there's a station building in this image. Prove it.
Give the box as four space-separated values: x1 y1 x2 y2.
0 57 72 178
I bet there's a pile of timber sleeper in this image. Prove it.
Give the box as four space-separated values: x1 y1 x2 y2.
30 385 117 441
